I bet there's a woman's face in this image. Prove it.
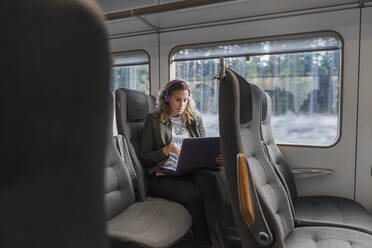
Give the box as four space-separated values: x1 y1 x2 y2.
169 89 189 117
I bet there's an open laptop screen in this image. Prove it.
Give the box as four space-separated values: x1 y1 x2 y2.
177 137 220 174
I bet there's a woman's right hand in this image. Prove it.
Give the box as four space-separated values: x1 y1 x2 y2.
162 144 180 156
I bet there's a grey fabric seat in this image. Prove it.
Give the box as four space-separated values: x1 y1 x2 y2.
116 88 242 247
115 88 156 200
286 227 372 248
261 91 372 234
113 89 193 247
218 67 372 247
104 136 192 248
0 0 111 247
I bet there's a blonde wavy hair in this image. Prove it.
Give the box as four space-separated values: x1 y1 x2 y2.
156 80 197 129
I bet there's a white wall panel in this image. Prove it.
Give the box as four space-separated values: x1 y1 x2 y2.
143 0 357 30
159 8 360 201
106 18 153 36
96 0 157 13
356 6 372 212
109 34 160 96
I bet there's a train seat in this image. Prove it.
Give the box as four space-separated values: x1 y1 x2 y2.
0 0 111 247
260 81 372 234
218 67 372 247
104 136 192 248
113 89 196 247
115 88 156 200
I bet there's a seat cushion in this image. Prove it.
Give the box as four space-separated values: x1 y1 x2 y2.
294 196 372 235
286 226 372 248
107 197 192 248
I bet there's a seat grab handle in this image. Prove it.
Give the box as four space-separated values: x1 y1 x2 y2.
292 168 334 180
237 153 273 247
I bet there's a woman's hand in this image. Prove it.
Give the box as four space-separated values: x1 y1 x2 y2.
216 154 224 166
162 144 180 156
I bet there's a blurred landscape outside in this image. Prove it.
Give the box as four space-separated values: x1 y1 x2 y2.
174 51 340 146
111 36 341 146
112 64 150 94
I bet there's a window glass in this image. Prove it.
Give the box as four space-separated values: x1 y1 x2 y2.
112 50 150 94
111 50 150 135
172 33 341 146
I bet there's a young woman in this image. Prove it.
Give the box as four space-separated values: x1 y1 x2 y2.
140 79 229 248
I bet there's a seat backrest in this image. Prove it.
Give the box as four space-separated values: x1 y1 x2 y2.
104 136 136 221
219 68 294 248
261 93 298 203
115 88 156 199
0 0 110 247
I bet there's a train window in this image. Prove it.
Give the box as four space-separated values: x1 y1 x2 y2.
112 50 150 94
170 33 341 146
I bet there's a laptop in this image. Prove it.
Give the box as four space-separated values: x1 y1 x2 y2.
157 137 220 175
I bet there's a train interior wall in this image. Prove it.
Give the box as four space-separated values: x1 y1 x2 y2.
107 6 372 212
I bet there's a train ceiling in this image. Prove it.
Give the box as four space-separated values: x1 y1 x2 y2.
94 0 371 37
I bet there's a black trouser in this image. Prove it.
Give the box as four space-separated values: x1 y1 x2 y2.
149 169 230 247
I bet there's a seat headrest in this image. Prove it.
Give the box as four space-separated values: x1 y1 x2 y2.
227 69 253 124
2 0 110 181
1 0 111 247
125 89 152 121
116 88 155 122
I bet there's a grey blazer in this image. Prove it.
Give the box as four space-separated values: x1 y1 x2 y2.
140 112 206 172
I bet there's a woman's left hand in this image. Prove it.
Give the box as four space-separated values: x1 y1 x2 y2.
216 154 224 167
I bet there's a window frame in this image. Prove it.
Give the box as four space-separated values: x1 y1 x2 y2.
168 30 344 148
